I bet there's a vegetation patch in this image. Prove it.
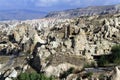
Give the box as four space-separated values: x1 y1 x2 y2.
14 72 55 80
59 67 74 79
97 45 120 66
82 72 93 79
84 62 96 68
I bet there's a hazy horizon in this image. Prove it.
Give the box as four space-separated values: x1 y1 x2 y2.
0 0 120 12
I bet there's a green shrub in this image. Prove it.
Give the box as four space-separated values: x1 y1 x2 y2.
17 73 30 80
110 45 120 64
111 45 120 53
84 62 96 68
16 72 54 80
97 45 120 66
84 63 91 68
84 72 93 78
98 56 109 66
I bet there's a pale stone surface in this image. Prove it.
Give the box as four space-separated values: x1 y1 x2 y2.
45 63 77 77
13 31 21 42
50 41 60 48
5 77 12 80
9 69 18 78
33 33 46 45
21 35 29 44
66 74 78 80
64 39 72 49
74 29 88 55
111 67 120 80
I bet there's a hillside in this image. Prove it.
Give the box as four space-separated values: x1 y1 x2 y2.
0 9 47 21
45 4 120 18
1 4 120 21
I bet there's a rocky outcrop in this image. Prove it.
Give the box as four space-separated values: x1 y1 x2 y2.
44 63 77 77
0 13 119 80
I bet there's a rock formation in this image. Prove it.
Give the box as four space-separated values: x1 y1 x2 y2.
0 13 119 80
111 67 120 80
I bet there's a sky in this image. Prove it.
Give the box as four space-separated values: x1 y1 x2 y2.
0 0 120 12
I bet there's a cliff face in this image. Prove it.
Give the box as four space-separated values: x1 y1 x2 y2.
45 4 120 18
0 13 120 80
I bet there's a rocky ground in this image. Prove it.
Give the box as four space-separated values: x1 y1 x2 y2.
0 13 120 80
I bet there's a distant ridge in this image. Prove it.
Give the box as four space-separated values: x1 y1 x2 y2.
0 9 47 21
1 4 120 21
45 4 120 18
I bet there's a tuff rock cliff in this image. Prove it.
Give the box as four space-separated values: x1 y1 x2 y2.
0 13 120 80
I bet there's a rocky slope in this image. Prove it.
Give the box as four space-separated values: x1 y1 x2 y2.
0 13 120 80
46 4 120 18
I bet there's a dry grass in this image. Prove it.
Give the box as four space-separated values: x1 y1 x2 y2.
0 56 10 63
47 53 87 66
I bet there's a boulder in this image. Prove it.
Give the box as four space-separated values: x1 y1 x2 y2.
64 39 72 49
8 69 18 78
33 33 46 45
21 35 29 44
5 77 12 80
114 18 119 27
13 31 21 43
103 19 110 26
38 48 51 59
109 19 114 26
66 74 78 80
50 41 60 49
44 63 77 77
111 67 120 80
